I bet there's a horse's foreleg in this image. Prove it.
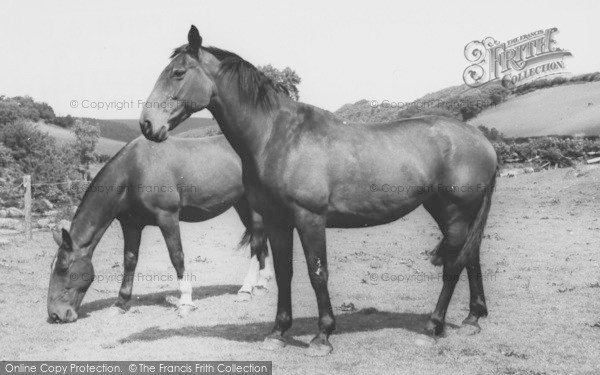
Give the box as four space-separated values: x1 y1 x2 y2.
158 213 195 315
260 220 293 351
114 220 143 312
295 209 335 357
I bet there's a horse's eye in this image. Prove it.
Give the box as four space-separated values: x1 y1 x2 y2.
173 69 186 79
55 251 70 272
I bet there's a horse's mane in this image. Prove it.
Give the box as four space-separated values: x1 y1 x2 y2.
171 44 289 111
71 142 131 223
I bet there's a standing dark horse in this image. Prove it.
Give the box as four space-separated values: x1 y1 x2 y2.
47 135 273 323
139 26 498 356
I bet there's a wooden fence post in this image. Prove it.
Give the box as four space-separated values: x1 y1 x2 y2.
23 175 32 240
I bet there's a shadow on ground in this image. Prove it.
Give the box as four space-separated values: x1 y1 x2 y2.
118 308 435 348
77 284 241 318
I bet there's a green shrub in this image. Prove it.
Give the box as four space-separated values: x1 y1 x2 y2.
51 115 76 128
492 136 600 166
0 119 80 205
71 119 100 167
0 100 22 125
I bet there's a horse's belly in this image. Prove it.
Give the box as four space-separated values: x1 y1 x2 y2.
179 205 229 222
326 192 427 228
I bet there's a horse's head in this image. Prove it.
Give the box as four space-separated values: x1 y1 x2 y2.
140 25 216 142
47 228 94 323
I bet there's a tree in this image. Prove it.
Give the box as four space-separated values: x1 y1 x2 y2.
33 101 56 122
11 96 40 122
71 119 100 167
482 86 510 105
459 93 486 121
477 125 505 142
0 119 56 172
0 100 22 126
0 95 56 124
52 115 76 128
258 64 301 101
489 127 504 142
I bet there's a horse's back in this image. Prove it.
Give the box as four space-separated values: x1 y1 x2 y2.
265 107 497 217
117 135 243 219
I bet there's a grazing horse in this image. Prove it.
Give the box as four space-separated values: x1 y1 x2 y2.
139 26 498 356
47 135 273 323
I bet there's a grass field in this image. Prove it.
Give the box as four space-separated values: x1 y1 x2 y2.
1 165 599 374
471 81 600 137
34 122 126 156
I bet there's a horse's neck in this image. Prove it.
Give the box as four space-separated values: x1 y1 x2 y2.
69 170 124 257
209 101 269 160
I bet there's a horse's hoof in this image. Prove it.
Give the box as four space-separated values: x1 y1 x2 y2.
306 337 333 357
260 336 286 351
165 295 179 307
252 285 269 296
430 255 444 266
235 291 252 302
457 322 481 336
177 304 196 317
107 305 128 316
424 319 444 337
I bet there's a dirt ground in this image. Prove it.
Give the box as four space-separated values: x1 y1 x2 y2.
1 165 599 375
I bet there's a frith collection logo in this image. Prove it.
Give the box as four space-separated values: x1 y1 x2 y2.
463 27 572 88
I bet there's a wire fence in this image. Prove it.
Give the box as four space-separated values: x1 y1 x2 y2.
1 175 91 240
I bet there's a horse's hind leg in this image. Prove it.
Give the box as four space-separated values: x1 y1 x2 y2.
256 244 274 291
234 200 272 301
252 211 274 293
423 198 483 336
237 250 260 301
461 252 487 334
157 212 195 316
114 220 143 312
423 196 449 266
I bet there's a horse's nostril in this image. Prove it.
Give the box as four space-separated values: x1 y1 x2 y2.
140 120 152 134
158 126 167 140
50 313 59 322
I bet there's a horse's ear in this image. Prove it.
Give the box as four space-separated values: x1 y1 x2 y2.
52 230 62 246
61 229 73 252
188 25 202 55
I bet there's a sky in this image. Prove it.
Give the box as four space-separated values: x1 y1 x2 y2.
0 0 598 119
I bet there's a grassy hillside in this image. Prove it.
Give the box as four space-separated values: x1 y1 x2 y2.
34 122 125 156
335 78 600 137
470 81 600 137
37 117 220 157
334 82 504 123
80 118 139 143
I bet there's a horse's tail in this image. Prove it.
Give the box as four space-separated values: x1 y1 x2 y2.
237 229 253 250
450 173 496 270
237 228 269 270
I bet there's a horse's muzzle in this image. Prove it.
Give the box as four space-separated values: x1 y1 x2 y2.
140 120 169 142
48 306 78 323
